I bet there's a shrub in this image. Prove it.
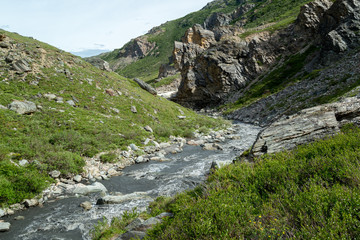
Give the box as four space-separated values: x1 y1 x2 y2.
100 153 117 163
42 151 85 174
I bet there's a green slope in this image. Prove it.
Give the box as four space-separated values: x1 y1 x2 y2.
0 30 226 206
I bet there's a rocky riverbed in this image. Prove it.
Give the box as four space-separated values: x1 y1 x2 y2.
0 122 261 239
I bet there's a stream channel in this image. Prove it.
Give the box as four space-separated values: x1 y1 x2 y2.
1 122 260 240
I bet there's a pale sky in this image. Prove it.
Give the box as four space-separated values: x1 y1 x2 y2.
0 0 211 56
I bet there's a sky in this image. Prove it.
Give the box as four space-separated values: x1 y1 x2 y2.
0 0 211 57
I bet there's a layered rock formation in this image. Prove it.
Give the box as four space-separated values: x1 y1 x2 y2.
173 0 360 119
251 96 360 157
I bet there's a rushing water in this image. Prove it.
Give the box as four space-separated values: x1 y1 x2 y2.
0 122 260 240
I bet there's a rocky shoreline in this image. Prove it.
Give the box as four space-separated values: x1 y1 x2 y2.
0 122 238 232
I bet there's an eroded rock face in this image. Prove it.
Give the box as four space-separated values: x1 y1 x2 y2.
252 97 360 157
85 57 111 71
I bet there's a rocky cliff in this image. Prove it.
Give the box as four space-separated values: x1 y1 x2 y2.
173 0 360 123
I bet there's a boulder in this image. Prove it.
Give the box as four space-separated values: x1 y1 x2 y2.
0 222 11 232
72 182 107 195
251 97 360 157
43 93 57 101
66 100 76 107
23 199 39 208
131 106 137 113
18 159 29 167
144 125 153 133
73 175 82 183
118 231 146 240
0 209 5 217
96 192 149 205
80 201 92 211
49 170 61 178
8 100 37 115
134 78 157 95
105 88 116 96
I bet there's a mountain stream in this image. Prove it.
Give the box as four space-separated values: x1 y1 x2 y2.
0 122 260 240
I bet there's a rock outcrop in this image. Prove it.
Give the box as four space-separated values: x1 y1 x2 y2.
173 0 360 115
85 57 111 71
252 96 360 157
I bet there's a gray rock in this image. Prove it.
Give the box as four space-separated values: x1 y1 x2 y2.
12 59 31 73
0 209 5 217
135 156 147 164
80 201 92 211
24 199 39 208
97 192 150 205
72 182 107 195
251 97 360 157
43 93 57 101
73 175 82 183
177 115 186 119
0 222 11 232
14 216 25 220
0 104 7 110
156 212 174 219
66 100 76 107
125 218 144 231
131 106 137 113
144 125 153 133
118 231 146 240
134 78 157 95
136 217 161 231
107 168 119 177
49 170 61 178
8 100 37 115
18 159 29 167
130 144 139 151
56 97 64 103
202 143 223 151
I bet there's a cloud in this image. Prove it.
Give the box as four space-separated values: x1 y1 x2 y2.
0 25 10 29
94 43 105 48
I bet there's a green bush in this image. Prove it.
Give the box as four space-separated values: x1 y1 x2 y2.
0 161 50 205
42 151 85 174
146 126 360 239
100 153 117 163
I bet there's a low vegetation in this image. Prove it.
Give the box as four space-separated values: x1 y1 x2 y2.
145 124 360 239
0 30 227 206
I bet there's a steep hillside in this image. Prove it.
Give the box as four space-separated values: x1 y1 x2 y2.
0 30 225 206
94 0 312 82
172 0 360 126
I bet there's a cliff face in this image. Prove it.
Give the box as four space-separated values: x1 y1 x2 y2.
173 0 360 124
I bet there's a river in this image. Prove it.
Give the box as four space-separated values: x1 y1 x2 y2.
0 122 260 240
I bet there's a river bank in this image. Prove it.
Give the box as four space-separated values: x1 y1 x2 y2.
0 121 260 239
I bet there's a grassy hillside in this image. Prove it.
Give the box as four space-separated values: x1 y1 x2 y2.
0 30 226 206
145 124 360 239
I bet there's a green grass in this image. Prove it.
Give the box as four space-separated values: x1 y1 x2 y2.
91 210 140 240
145 125 360 239
0 30 228 206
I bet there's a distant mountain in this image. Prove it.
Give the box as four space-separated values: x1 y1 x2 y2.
71 49 110 58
